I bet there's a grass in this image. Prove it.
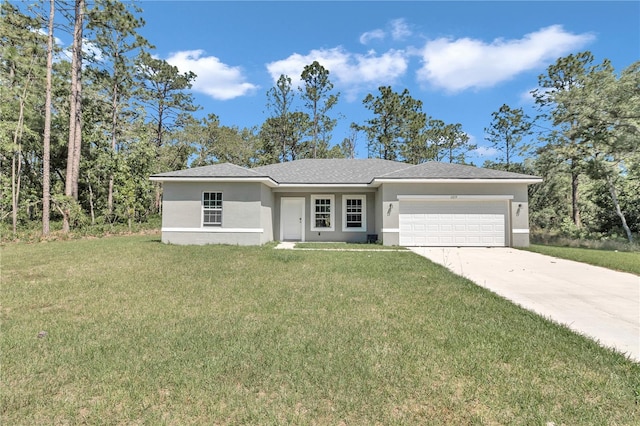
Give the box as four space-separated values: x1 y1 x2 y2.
294 241 407 250
2 236 639 424
531 231 639 253
0 216 161 244
526 244 640 276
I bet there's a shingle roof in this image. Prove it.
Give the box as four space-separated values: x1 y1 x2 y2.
251 159 408 184
151 163 265 178
378 162 540 180
151 159 540 183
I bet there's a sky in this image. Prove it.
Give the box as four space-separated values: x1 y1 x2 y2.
133 1 638 163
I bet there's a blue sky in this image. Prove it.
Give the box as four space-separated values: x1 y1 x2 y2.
135 1 638 162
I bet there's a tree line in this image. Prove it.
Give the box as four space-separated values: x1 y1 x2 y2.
1 0 638 243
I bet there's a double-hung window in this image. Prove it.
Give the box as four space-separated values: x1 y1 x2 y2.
342 195 366 232
311 194 334 231
203 192 222 226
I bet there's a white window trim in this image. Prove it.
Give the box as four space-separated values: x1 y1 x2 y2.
342 194 367 232
202 191 223 227
310 194 335 232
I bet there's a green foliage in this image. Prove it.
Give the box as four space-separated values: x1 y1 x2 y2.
484 104 532 170
527 52 640 242
51 194 88 228
0 1 48 229
551 58 639 242
0 216 161 243
357 87 474 165
2 2 637 246
135 51 199 149
300 61 339 158
259 111 312 163
358 86 426 161
264 74 296 162
185 114 259 168
425 119 476 164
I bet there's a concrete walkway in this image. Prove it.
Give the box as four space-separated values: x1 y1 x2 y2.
274 242 409 252
275 241 296 249
409 247 640 363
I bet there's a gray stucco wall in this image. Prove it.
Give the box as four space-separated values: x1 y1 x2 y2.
160 180 532 247
379 182 531 247
162 232 262 246
161 181 272 246
273 190 378 243
260 184 275 244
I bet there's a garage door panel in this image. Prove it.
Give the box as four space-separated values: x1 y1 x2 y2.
399 200 507 247
413 224 427 232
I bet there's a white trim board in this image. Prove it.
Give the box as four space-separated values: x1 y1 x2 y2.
162 227 263 233
375 178 541 185
397 195 514 201
150 177 277 187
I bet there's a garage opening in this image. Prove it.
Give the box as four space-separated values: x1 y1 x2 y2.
398 196 511 247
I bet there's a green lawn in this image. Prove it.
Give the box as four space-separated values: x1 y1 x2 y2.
2 236 639 424
526 244 640 275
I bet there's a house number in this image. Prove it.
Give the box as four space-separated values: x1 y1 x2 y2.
450 195 458 199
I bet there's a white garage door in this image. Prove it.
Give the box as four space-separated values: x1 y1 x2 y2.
399 199 508 247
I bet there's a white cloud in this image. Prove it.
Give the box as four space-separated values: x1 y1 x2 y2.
166 50 258 100
360 29 385 45
266 47 408 100
35 28 63 48
472 146 499 157
359 18 412 45
416 25 595 93
83 40 103 62
390 18 411 41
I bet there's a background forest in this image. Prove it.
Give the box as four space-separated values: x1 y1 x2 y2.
1 0 638 246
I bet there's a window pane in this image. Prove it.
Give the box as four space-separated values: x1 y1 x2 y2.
314 198 331 228
345 197 364 229
316 214 331 228
203 192 222 225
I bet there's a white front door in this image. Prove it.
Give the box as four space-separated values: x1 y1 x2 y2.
281 197 305 241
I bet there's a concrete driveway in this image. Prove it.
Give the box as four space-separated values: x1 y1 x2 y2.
409 247 640 363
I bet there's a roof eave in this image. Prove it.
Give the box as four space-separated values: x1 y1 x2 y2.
275 183 373 188
149 176 278 187
372 178 543 184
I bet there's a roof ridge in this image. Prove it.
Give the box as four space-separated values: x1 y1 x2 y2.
375 162 417 178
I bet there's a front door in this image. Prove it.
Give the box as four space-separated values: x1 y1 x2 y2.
281 197 305 241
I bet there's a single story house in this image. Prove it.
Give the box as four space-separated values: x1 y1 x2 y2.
150 159 541 247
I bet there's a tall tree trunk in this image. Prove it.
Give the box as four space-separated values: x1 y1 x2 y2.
505 136 511 171
107 64 119 216
87 172 95 225
63 0 84 232
42 0 55 236
11 146 21 236
70 11 83 201
570 159 581 227
11 59 33 235
605 174 633 243
153 107 164 213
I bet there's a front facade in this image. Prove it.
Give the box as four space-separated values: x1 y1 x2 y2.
150 159 541 247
